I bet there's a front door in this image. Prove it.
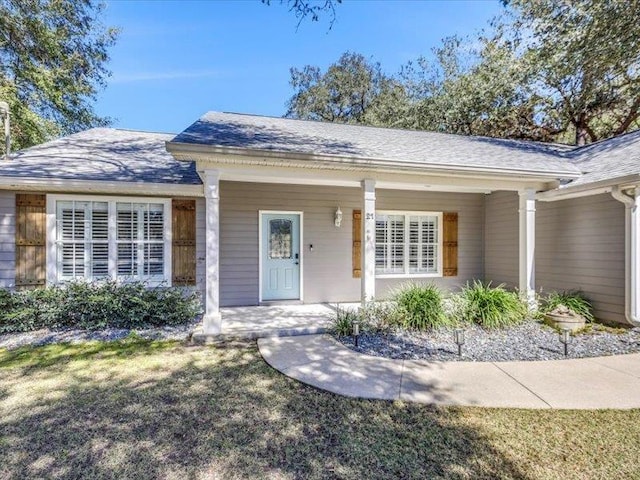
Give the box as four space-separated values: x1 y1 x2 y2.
261 212 301 301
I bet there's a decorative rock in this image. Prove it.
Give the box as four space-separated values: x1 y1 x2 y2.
544 304 586 332
335 320 640 362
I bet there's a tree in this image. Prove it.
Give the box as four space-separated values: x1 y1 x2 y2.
504 0 640 145
400 36 558 141
286 52 408 126
0 0 117 152
285 1 640 145
261 0 342 28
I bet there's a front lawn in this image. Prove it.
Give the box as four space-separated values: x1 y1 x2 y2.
1 338 639 479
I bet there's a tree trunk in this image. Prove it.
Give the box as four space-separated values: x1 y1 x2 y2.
575 115 589 146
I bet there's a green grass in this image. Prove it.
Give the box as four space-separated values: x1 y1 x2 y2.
1 339 640 479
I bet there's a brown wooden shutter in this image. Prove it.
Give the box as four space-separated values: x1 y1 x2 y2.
352 209 362 278
443 212 458 277
15 194 47 289
172 199 196 286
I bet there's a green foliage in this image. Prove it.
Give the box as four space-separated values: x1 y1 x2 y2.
286 51 408 126
330 304 360 337
287 1 640 145
358 301 406 333
0 281 202 334
541 290 595 322
0 0 118 152
331 301 408 336
394 283 450 330
461 281 527 329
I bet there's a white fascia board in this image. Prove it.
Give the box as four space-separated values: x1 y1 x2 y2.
208 165 554 193
536 174 640 202
0 176 203 197
166 141 581 181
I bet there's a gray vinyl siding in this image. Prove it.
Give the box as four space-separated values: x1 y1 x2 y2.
375 189 485 298
484 191 519 287
219 182 361 306
484 190 627 324
218 182 485 306
536 194 626 324
0 191 15 288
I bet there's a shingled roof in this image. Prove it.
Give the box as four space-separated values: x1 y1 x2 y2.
170 112 581 178
4 128 201 185
563 129 640 187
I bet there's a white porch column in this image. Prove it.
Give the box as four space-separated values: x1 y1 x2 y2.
203 169 222 334
518 188 536 309
362 179 376 303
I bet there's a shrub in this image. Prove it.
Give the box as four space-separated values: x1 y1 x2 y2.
394 283 450 330
461 281 527 329
331 304 360 336
0 281 203 334
541 290 594 322
359 301 406 333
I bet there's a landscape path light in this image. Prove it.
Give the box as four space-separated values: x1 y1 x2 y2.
454 328 465 357
559 328 573 357
353 319 360 347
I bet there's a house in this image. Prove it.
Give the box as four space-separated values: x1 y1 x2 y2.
0 112 638 334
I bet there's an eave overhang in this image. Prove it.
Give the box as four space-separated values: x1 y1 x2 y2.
166 141 581 183
0 177 203 197
536 174 640 202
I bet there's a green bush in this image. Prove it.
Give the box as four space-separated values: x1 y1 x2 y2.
331 304 360 336
0 281 203 334
359 301 406 333
394 283 450 330
541 290 594 322
461 281 527 329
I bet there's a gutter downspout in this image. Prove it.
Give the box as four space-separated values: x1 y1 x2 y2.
611 186 640 326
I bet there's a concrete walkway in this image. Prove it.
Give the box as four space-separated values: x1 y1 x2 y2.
258 334 640 409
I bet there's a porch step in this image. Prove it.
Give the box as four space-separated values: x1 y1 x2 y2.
190 325 330 344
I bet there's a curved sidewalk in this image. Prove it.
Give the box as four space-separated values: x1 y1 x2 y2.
258 334 640 409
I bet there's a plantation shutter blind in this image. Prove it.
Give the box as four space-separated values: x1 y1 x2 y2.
15 194 46 289
57 201 109 281
443 212 458 277
172 199 196 286
352 209 362 278
116 202 165 279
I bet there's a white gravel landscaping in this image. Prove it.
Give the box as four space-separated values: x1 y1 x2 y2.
336 320 640 362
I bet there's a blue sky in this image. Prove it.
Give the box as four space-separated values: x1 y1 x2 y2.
97 0 502 133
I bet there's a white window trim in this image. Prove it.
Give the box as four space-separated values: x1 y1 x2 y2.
375 210 443 279
46 194 173 287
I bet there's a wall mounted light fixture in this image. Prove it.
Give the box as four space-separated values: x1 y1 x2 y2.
334 207 343 227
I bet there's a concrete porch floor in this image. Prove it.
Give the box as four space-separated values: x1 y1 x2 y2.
194 303 355 341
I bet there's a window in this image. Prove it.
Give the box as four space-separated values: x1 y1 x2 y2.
56 201 109 280
375 211 442 276
51 196 171 284
268 219 293 259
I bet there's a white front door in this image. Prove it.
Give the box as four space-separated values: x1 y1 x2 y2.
261 212 301 301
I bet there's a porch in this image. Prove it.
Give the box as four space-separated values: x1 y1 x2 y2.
193 303 352 341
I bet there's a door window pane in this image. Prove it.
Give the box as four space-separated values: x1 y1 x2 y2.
269 219 292 259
